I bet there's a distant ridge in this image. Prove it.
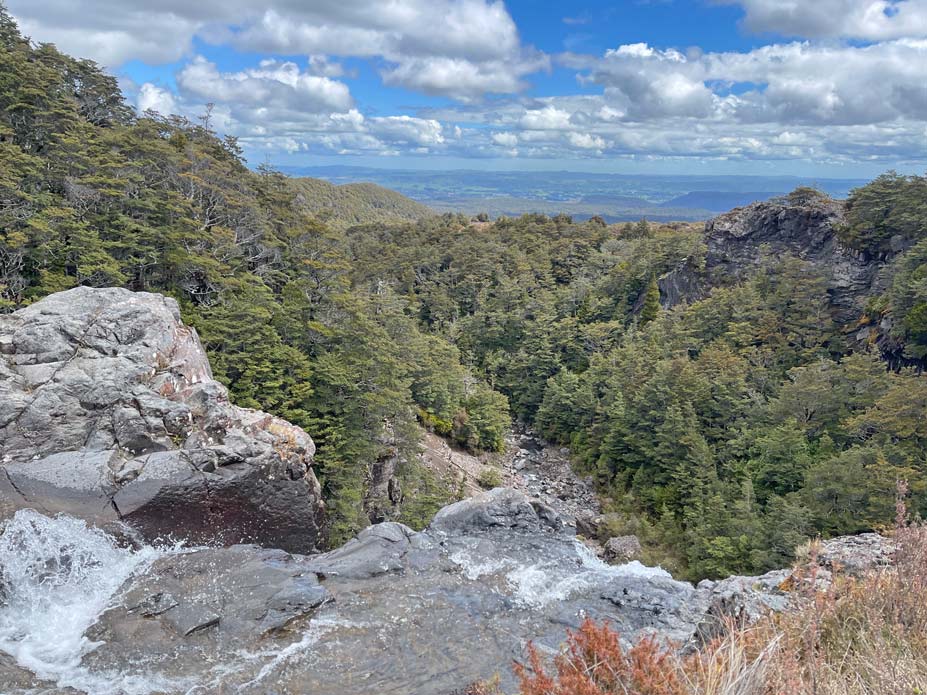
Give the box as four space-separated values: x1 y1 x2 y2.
281 166 866 223
660 191 784 212
290 177 433 228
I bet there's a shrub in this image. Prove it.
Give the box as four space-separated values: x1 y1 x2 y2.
515 618 687 695
477 466 504 490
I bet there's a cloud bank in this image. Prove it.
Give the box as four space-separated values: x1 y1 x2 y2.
8 0 927 169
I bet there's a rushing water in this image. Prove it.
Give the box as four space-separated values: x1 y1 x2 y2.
1 509 680 695
0 510 185 694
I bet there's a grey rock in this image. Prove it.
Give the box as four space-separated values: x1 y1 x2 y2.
306 521 416 579
660 196 903 346
573 509 599 538
817 532 894 576
0 287 324 552
429 486 566 536
3 489 895 695
697 569 793 640
57 489 703 695
603 535 642 563
363 425 404 523
84 544 332 675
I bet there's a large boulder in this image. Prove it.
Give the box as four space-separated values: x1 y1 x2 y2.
817 532 894 576
603 535 642 564
0 287 324 552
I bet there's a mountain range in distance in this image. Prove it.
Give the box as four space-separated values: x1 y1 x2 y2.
282 165 869 222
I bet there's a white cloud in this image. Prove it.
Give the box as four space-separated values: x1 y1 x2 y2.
491 131 518 147
582 39 927 125
136 83 177 115
567 132 607 150
520 106 573 130
7 0 544 100
368 116 445 147
10 0 927 168
381 54 547 101
177 56 353 114
722 0 927 40
307 55 347 78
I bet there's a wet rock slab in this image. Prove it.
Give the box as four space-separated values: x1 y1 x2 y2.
2 489 894 695
80 489 704 694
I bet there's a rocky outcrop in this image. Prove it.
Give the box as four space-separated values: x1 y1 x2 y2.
816 532 895 575
0 287 324 552
0 488 896 695
2 489 705 694
696 532 894 639
660 195 899 328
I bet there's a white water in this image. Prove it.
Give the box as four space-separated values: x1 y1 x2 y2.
448 536 672 609
0 510 185 694
505 540 672 608
448 549 513 580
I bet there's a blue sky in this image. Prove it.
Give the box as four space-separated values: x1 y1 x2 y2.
10 0 927 176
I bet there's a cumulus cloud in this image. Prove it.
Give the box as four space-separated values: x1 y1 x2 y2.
491 131 518 147
10 0 927 167
136 83 177 116
7 0 544 100
520 106 573 130
578 39 927 125
177 57 353 114
722 0 927 40
567 132 607 150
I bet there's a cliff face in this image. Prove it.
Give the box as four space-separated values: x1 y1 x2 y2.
660 196 899 329
0 287 325 552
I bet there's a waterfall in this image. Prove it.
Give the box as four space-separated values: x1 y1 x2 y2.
0 509 180 694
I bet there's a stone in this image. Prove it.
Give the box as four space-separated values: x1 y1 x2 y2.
0 287 324 552
603 535 642 563
696 569 793 640
43 489 703 695
816 532 894 576
429 487 566 536
659 196 905 351
1 488 899 695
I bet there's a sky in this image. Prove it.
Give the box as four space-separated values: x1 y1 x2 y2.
8 0 927 177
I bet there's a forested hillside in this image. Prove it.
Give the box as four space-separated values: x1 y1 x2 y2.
346 190 927 580
3 8 927 580
290 177 432 229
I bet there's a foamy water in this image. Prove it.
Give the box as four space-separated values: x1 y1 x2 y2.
448 536 672 609
505 540 671 608
0 510 187 694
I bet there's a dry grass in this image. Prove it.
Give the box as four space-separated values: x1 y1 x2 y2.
486 486 927 695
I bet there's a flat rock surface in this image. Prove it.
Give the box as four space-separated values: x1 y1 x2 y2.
0 490 895 695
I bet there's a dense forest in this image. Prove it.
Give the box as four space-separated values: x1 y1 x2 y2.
3 9 927 579
289 176 433 230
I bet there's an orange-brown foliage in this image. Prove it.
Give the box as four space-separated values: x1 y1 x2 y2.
515 618 687 695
